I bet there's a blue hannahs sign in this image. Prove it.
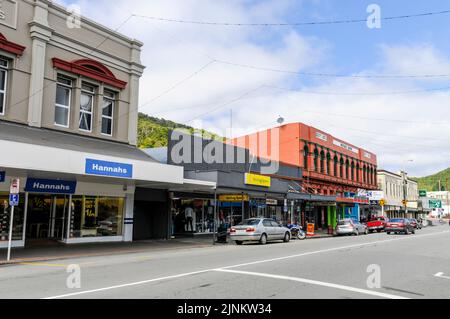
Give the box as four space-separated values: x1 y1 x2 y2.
85 158 133 178
25 178 77 194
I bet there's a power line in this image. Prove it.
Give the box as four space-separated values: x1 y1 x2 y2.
214 59 450 79
132 9 450 27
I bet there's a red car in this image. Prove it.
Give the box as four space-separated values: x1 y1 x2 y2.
385 218 415 235
366 216 389 233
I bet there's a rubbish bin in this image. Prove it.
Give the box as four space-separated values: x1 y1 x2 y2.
216 225 228 243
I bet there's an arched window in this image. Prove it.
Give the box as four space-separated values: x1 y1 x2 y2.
313 148 319 172
345 159 350 180
333 155 338 177
320 150 325 174
351 161 355 181
356 163 360 182
326 152 331 175
303 145 309 169
369 167 373 185
363 165 367 183
339 157 344 179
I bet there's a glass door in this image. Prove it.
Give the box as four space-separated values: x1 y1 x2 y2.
50 195 70 240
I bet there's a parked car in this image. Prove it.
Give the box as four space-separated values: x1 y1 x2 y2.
366 216 389 233
336 219 368 236
408 218 422 230
385 218 415 235
230 218 291 245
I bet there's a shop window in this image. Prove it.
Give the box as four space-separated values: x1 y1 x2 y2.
0 193 25 241
69 196 124 238
0 57 9 115
79 83 95 132
54 75 72 127
101 90 115 136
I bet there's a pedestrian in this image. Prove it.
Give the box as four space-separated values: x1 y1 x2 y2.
184 205 194 232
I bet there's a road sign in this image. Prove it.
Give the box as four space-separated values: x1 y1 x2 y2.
9 194 19 207
419 190 427 197
429 199 442 209
10 178 20 194
379 199 386 206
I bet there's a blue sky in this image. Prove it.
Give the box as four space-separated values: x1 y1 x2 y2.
57 0 450 176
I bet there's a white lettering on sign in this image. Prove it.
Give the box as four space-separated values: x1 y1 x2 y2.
364 152 372 159
91 163 128 175
315 131 328 142
32 182 71 192
333 139 359 154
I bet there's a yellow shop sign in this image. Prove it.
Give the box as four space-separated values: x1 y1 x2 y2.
245 173 271 187
218 194 249 202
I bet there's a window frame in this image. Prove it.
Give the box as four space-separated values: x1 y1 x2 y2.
0 57 9 116
101 89 116 136
79 83 95 133
54 75 73 128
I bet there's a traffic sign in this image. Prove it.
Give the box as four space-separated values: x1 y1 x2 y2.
379 199 386 206
10 178 20 194
9 194 19 207
429 199 442 209
419 190 427 197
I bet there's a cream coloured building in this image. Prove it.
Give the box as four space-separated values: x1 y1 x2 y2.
0 0 214 248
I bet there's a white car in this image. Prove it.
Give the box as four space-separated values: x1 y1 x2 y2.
230 218 291 245
336 219 368 236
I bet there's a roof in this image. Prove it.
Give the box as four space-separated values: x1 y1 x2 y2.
143 147 168 163
0 120 157 162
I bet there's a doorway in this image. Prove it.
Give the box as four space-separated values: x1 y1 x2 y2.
26 194 70 243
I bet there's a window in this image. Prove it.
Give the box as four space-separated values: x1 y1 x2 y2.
326 153 331 175
79 84 95 132
0 58 8 115
334 156 338 177
351 161 355 181
69 196 124 238
313 149 319 172
54 75 72 127
101 90 115 136
303 145 309 169
320 151 325 174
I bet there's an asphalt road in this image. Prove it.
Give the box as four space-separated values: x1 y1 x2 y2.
1 224 449 299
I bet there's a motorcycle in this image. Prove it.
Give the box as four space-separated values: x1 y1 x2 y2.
287 224 306 240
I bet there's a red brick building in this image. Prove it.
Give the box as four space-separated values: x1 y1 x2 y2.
230 122 378 196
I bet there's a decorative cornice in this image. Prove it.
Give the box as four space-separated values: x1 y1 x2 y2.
52 58 128 89
0 33 26 56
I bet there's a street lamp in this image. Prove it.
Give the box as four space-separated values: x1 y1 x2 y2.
401 159 414 218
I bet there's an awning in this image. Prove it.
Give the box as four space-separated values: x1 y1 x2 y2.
0 121 184 184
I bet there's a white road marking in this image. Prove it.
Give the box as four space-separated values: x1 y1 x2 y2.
43 229 450 299
434 272 450 280
214 269 409 299
43 269 211 299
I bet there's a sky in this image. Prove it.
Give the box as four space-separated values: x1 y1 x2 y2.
57 0 450 177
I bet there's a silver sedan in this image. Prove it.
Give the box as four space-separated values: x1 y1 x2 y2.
230 218 291 245
336 219 368 236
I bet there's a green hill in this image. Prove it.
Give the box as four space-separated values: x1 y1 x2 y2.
137 113 221 149
413 168 450 192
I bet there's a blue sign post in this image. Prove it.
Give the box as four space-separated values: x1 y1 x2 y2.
85 158 133 178
9 194 19 207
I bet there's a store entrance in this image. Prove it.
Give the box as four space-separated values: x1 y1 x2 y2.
26 194 70 243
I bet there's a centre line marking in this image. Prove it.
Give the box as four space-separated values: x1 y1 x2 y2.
214 269 409 299
43 230 449 299
434 272 450 280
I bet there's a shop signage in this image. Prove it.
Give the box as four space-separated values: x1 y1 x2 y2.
218 194 249 202
419 190 427 197
85 158 133 178
25 178 77 194
244 173 271 187
0 171 5 183
368 190 384 201
266 199 278 205
333 139 359 154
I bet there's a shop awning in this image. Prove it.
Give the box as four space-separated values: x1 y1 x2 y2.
0 121 184 184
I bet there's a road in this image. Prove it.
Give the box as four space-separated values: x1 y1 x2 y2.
0 225 449 299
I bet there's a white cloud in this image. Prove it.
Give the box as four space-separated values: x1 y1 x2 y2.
57 0 450 176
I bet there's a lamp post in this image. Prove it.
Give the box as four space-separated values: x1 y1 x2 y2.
401 159 414 218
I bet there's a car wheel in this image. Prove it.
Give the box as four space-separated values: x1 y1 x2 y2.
259 233 267 245
404 229 409 235
412 229 416 234
354 230 359 236
387 232 391 235
235 241 243 245
365 229 369 235
298 232 306 240
283 232 290 243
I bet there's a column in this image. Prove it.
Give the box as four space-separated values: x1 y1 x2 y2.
128 40 144 145
123 193 134 242
327 206 331 232
27 0 53 127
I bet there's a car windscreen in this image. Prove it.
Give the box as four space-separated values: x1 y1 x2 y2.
239 219 260 226
338 220 351 225
389 219 404 223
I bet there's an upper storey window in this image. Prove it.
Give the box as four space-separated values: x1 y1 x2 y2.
54 75 72 127
79 84 95 132
101 90 115 136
